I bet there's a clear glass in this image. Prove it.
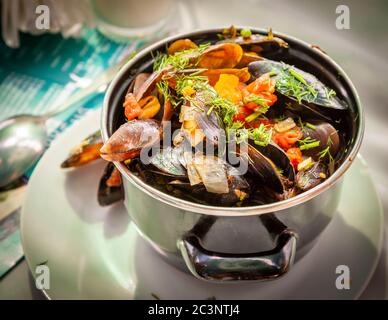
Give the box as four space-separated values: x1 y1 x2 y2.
90 0 177 42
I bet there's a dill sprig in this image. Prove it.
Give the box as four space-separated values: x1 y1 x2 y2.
232 125 272 147
324 86 336 100
318 137 334 162
245 95 271 114
318 146 334 162
153 43 211 72
298 136 320 150
250 124 273 146
276 66 318 104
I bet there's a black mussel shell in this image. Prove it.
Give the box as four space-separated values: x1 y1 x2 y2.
296 162 327 191
98 162 124 206
302 121 340 159
248 60 348 112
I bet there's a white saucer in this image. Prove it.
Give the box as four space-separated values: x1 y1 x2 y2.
21 110 384 300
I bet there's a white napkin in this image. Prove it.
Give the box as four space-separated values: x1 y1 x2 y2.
0 0 96 48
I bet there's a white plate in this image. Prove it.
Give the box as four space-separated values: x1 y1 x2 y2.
21 110 384 300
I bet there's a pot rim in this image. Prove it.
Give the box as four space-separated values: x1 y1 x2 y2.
101 26 364 217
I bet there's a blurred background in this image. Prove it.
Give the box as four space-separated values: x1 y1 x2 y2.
0 0 387 299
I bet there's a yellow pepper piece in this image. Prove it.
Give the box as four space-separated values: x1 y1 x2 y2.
182 86 196 97
214 74 242 104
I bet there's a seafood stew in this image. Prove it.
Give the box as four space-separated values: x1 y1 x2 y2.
100 28 358 207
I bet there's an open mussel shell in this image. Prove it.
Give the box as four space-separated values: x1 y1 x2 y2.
254 142 295 181
241 141 295 194
167 153 250 206
169 176 249 206
61 130 103 168
98 162 124 206
302 121 340 159
244 144 284 194
218 33 289 58
191 92 225 146
248 60 348 122
149 146 187 177
100 119 162 162
296 162 327 192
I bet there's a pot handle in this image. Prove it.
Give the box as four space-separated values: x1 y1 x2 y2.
178 228 297 281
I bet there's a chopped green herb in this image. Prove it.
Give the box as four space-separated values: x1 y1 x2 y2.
299 136 320 150
245 112 260 123
245 96 271 114
305 122 316 130
300 140 320 150
276 66 318 104
289 69 307 85
206 105 215 116
153 43 211 72
324 86 337 100
240 28 252 38
318 146 334 162
250 124 273 147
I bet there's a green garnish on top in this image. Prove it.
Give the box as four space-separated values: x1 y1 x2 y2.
240 28 252 38
245 95 271 114
153 43 211 72
233 124 273 147
276 65 318 104
298 136 320 150
250 124 273 146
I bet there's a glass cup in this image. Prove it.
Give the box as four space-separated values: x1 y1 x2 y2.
90 0 177 42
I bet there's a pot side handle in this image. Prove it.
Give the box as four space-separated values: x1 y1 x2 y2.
178 229 297 281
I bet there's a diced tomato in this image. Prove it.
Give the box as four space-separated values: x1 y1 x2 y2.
233 106 252 122
246 74 276 94
233 113 246 122
244 101 258 110
167 77 177 89
261 92 278 106
272 128 303 151
287 147 303 169
123 93 142 121
245 118 273 129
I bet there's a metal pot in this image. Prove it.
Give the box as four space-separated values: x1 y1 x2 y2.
101 28 363 282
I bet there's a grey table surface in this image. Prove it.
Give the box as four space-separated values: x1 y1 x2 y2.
1 0 387 299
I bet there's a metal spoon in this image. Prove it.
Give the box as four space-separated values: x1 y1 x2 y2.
0 60 124 188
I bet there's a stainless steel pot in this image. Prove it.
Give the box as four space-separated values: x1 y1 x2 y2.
101 28 363 282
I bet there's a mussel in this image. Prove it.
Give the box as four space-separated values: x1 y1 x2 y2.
169 153 250 206
218 28 289 61
100 119 162 162
244 143 293 194
98 162 124 206
301 121 340 159
149 146 187 177
132 73 151 98
296 162 328 191
248 60 348 121
134 66 172 101
219 32 289 52
179 91 225 147
197 43 243 69
61 131 124 207
61 130 103 168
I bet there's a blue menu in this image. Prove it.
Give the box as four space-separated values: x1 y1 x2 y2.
0 28 143 278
